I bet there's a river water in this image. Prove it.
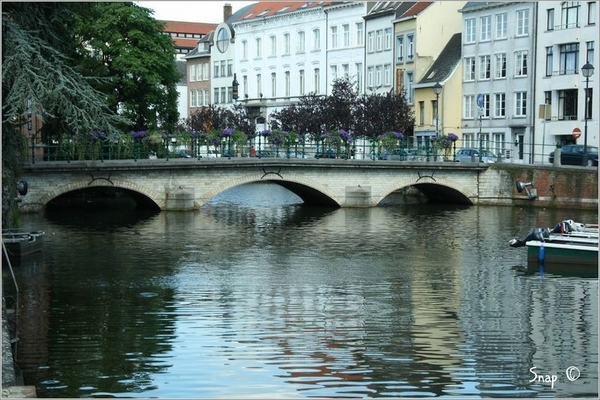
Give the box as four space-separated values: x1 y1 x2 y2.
4 182 598 398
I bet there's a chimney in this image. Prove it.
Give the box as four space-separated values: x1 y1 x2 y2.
224 3 232 21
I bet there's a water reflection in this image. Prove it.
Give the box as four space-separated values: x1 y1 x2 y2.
6 182 598 398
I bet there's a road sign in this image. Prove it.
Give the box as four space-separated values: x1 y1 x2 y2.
476 93 484 108
572 127 582 139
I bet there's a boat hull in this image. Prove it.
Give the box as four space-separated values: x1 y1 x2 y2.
2 230 45 261
526 240 598 269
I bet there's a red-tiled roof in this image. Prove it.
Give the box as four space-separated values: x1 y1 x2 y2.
161 20 217 35
400 2 432 18
172 37 200 49
238 1 332 21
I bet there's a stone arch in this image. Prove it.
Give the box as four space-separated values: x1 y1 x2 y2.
377 177 475 206
36 178 164 209
195 171 342 207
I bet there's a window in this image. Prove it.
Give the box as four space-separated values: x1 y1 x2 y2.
356 22 364 46
545 47 553 76
255 38 262 58
384 64 391 85
213 88 219 104
314 68 320 94
376 29 383 51
284 71 290 97
464 95 475 118
405 71 414 104
480 15 491 41
559 43 579 74
256 74 261 97
331 65 338 81
589 2 597 25
213 61 219 78
515 92 527 117
204 63 209 81
516 9 529 36
494 53 506 78
384 28 392 50
298 31 305 53
396 36 404 62
432 99 438 125
479 55 491 80
547 8 555 30
355 63 363 93
419 101 425 125
331 26 338 49
227 87 232 103
559 89 578 120
587 41 595 63
271 73 277 98
243 75 248 98
270 35 277 56
242 40 248 60
190 90 196 107
343 64 349 79
561 1 580 28
464 57 475 81
220 60 226 77
465 18 476 43
189 65 196 82
313 29 320 51
496 13 507 38
375 65 382 86
343 24 350 47
367 66 374 87
494 93 506 117
406 34 414 60
482 94 490 117
299 70 305 95
284 33 290 54
515 51 528 76
368 31 375 52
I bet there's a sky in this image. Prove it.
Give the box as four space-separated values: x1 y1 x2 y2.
136 1 255 23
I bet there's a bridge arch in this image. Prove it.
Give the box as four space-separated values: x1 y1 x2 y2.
377 177 475 206
196 173 342 208
38 178 164 210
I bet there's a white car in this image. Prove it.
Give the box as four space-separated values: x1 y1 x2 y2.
454 148 497 163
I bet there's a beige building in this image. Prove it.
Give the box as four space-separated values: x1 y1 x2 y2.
392 1 465 150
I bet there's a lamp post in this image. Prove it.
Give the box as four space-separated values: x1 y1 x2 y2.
232 73 239 102
581 62 594 166
433 82 443 138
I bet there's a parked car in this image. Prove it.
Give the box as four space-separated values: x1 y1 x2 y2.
379 148 418 161
316 148 337 159
257 150 275 158
454 148 497 163
222 150 236 158
549 144 598 167
171 149 192 158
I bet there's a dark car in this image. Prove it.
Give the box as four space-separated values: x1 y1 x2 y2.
316 148 337 159
549 144 598 166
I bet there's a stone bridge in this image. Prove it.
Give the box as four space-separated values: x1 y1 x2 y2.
16 158 598 212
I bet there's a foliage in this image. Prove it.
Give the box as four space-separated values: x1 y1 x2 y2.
379 131 405 152
432 133 458 160
72 2 181 132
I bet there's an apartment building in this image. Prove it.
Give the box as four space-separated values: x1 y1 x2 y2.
534 1 598 164
459 2 537 163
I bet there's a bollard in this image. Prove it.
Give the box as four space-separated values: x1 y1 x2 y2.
553 148 561 166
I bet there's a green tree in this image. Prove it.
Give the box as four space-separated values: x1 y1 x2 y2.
73 2 181 132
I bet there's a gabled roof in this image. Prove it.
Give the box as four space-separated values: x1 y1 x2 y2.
365 1 417 20
161 20 217 35
233 1 332 22
418 33 462 85
398 2 432 19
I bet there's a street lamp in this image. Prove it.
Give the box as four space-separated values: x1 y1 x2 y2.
433 82 443 138
581 62 594 166
232 73 239 102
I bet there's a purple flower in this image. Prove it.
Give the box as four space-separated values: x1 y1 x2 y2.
339 129 352 142
221 128 234 137
392 131 404 139
448 133 459 142
189 130 197 138
92 131 107 140
132 130 147 139
261 129 272 137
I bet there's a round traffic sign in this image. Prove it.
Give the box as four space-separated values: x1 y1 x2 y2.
572 127 582 139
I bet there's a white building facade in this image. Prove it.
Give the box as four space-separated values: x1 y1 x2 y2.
459 2 537 163
533 1 598 164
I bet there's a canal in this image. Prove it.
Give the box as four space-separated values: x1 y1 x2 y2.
3 182 598 398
